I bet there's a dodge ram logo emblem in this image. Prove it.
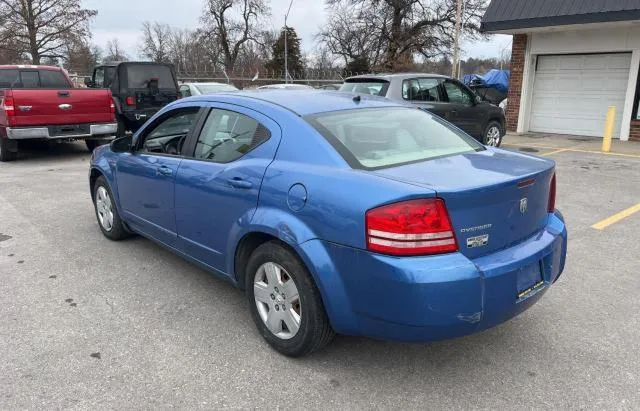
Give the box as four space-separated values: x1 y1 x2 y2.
520 198 528 213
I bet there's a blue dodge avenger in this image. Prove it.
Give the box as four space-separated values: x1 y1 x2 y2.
89 90 567 357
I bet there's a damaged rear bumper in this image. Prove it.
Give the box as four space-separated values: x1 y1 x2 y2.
299 211 567 342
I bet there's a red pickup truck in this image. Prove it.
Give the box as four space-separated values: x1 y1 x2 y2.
0 65 117 161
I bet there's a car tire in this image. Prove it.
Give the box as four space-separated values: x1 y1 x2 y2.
93 176 129 241
246 241 335 357
0 138 17 162
483 121 503 147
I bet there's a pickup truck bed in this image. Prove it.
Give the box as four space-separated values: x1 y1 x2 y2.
0 65 117 161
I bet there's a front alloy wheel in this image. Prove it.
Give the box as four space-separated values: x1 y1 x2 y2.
95 186 114 232
93 176 129 241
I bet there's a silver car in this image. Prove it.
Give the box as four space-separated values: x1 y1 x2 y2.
179 82 238 98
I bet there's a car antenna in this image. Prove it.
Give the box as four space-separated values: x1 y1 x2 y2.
353 95 361 103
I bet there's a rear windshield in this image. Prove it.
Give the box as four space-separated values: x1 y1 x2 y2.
126 65 175 89
339 80 389 96
306 107 483 170
0 69 70 88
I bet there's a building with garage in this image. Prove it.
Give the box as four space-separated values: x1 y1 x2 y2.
481 0 640 141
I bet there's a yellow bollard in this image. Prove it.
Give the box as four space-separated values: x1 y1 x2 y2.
602 106 616 153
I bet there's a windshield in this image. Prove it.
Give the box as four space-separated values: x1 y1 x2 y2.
195 84 238 94
126 65 175 89
306 107 483 169
339 80 388 96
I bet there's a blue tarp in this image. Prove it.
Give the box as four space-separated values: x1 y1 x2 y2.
463 69 510 93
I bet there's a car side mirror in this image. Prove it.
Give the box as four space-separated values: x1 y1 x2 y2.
110 135 132 153
84 77 94 87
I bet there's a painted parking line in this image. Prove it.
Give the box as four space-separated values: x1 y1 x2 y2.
502 143 640 159
591 202 640 230
539 148 570 156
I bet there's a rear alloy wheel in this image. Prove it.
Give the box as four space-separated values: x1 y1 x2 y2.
0 138 17 162
93 176 129 241
246 241 334 357
483 121 503 147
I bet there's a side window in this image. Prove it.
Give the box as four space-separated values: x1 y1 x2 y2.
180 85 192 98
19 71 40 88
193 109 270 163
402 78 442 101
94 68 105 88
444 81 474 105
138 108 200 155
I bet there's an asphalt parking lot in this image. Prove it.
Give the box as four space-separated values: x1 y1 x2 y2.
1 140 639 409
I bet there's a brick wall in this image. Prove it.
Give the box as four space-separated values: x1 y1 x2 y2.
506 34 528 132
630 120 640 142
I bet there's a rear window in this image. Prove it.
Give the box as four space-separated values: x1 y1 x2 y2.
0 69 70 88
339 80 389 96
126 65 175 89
306 107 483 170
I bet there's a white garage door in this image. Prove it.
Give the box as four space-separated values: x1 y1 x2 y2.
529 53 631 138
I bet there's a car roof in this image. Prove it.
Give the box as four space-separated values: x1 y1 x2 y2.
0 65 63 71
99 61 174 68
182 90 408 116
345 72 450 81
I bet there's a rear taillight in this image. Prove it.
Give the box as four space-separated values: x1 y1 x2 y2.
2 93 15 126
366 198 458 256
110 101 115 114
548 173 556 212
125 96 136 106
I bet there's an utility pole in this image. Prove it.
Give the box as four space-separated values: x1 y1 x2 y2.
284 0 294 84
452 0 462 79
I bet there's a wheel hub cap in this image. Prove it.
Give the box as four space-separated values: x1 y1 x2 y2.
253 262 301 340
95 186 114 232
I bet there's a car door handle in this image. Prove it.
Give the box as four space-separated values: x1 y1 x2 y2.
156 165 173 176
228 177 253 189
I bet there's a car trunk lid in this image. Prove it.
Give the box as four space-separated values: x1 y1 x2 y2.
372 149 555 258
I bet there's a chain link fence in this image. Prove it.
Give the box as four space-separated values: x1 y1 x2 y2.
66 68 366 89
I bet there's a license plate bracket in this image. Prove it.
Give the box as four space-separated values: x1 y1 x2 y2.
516 261 544 302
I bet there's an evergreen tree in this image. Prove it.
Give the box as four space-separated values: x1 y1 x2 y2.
266 26 304 78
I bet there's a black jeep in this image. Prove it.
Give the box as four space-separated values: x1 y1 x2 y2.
86 62 180 135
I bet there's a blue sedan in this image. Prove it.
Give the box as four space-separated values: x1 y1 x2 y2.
89 90 567 357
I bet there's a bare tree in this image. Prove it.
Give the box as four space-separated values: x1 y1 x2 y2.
139 21 172 63
168 28 217 74
65 39 101 74
104 38 128 62
322 0 487 71
317 3 387 68
200 0 270 72
0 0 96 64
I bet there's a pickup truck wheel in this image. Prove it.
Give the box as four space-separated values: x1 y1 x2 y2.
0 139 17 162
246 241 335 357
93 176 129 241
483 121 503 147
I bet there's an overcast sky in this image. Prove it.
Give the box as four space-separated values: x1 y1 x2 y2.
83 0 511 61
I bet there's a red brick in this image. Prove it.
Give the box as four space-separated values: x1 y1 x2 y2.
630 120 640 142
506 34 527 132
